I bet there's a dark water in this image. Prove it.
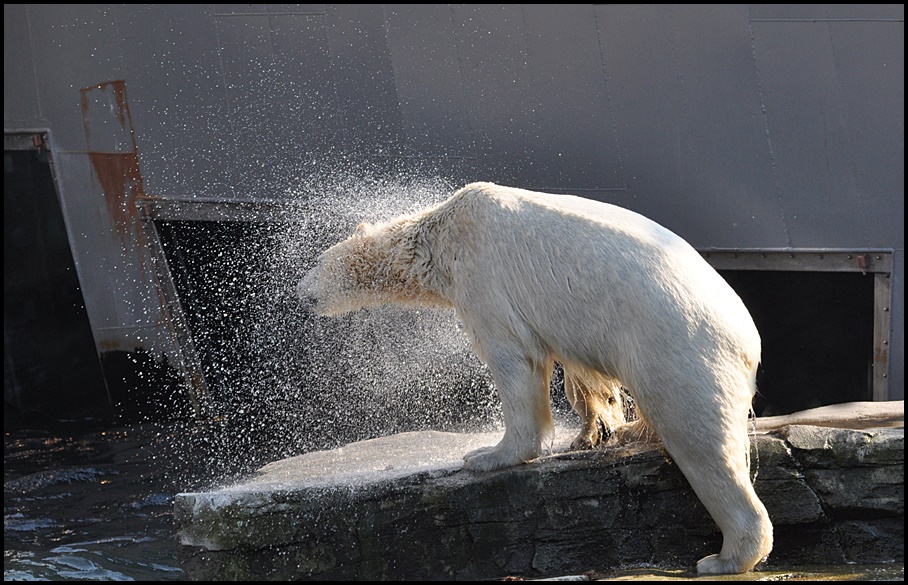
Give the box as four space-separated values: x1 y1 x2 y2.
3 421 242 581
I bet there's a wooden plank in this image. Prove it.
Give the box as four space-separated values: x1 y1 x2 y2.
873 272 893 401
701 249 892 273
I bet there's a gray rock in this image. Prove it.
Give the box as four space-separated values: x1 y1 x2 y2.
174 401 904 580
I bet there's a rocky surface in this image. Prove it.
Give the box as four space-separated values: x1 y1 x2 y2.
174 401 903 580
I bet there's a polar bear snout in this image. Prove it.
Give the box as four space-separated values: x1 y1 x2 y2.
297 268 321 309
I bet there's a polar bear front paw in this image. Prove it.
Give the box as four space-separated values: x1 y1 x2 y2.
463 444 531 472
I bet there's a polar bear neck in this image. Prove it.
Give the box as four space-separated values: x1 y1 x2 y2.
352 217 453 309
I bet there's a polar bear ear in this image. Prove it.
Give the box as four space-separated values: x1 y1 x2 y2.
354 222 372 236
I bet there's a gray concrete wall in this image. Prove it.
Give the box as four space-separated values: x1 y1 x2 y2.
4 4 903 412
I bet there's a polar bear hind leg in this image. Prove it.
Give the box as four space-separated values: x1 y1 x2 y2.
688 449 772 574
645 377 772 574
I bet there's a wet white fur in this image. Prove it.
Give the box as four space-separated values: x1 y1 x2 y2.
299 182 772 574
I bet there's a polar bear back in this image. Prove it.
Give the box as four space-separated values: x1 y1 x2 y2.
433 182 760 396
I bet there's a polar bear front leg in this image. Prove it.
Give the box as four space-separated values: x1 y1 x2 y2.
463 350 555 472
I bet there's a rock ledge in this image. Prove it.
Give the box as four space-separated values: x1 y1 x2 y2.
174 401 904 580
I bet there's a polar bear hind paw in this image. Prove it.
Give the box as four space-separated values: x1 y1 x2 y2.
697 553 751 575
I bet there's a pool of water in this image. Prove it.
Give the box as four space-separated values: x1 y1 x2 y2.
4 424 190 580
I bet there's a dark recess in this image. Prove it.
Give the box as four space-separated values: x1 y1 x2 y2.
4 149 112 428
720 270 874 416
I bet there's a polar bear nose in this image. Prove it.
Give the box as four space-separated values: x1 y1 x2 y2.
297 270 319 306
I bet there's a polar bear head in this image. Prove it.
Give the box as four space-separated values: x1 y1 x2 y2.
298 222 389 316
298 219 450 316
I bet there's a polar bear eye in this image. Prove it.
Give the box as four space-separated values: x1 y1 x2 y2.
608 396 617 405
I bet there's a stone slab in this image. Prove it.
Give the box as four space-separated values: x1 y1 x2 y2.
175 401 904 580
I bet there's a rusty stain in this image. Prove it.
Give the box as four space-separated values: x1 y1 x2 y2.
88 153 147 238
106 80 130 131
80 79 133 147
80 80 207 410
874 343 887 365
80 80 146 246
79 82 156 336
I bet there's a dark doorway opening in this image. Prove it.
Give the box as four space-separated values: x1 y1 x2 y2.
153 220 283 401
4 146 112 427
719 270 875 416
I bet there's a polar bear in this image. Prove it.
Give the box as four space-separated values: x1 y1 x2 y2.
298 182 772 574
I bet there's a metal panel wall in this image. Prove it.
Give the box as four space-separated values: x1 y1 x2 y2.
4 4 903 411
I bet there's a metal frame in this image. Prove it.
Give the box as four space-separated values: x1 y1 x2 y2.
135 195 292 411
700 249 893 274
137 196 295 223
135 211 209 413
701 249 893 402
4 129 119 413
